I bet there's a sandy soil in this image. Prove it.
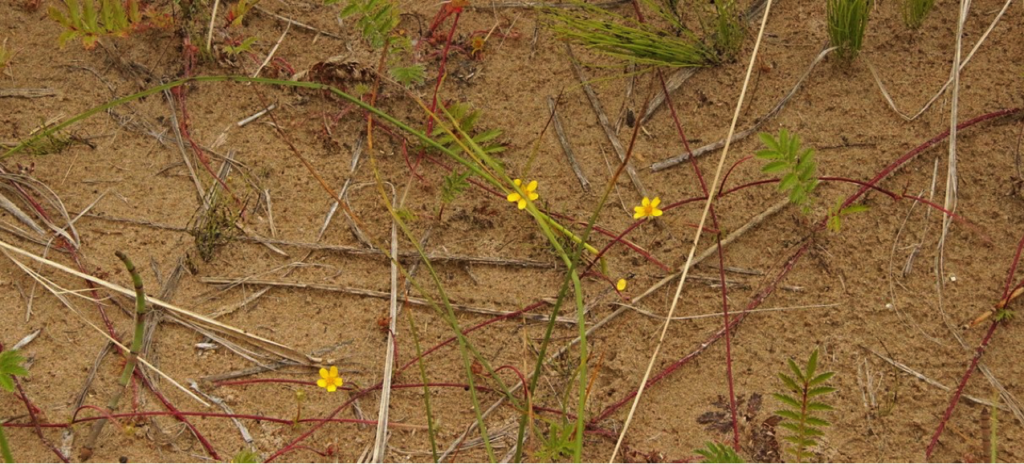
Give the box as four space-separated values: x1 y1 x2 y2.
1 0 1024 462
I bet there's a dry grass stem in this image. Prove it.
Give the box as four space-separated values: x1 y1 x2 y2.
547 96 590 191
866 0 1013 121
611 0 775 457
567 44 647 197
200 276 577 323
0 88 57 98
651 44 835 172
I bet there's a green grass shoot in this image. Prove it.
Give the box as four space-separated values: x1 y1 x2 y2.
901 0 935 30
774 349 837 463
545 1 718 68
712 0 745 62
827 0 870 62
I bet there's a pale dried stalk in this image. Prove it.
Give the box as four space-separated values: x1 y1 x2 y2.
610 0 775 459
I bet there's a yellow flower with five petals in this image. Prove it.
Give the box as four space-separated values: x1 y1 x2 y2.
633 197 663 219
317 366 343 392
507 179 539 210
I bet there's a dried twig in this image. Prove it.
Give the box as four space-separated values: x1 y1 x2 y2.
200 276 576 323
0 88 57 98
566 44 647 197
547 97 590 191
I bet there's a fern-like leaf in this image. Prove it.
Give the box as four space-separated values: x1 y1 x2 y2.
774 348 836 463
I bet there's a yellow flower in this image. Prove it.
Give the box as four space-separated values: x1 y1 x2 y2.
633 197 663 219
317 366 343 392
507 179 539 210
616 279 627 291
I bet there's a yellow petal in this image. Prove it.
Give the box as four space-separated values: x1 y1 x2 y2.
319 367 328 378
650 197 661 208
517 199 527 209
507 192 521 203
317 379 327 388
641 197 651 207
652 209 663 217
616 279 627 291
528 192 539 201
527 180 537 192
327 384 337 392
334 377 344 387
633 209 644 219
513 179 523 187
329 366 338 377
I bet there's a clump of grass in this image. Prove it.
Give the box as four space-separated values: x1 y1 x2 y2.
711 0 745 62
901 0 934 30
189 198 239 262
755 129 819 214
774 349 837 463
545 1 718 67
826 0 870 62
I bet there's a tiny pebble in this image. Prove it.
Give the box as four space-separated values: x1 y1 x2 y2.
950 275 957 282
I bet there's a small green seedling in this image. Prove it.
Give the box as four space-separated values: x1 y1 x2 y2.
0 349 29 463
827 0 870 62
826 198 869 233
532 417 575 462
329 0 398 49
431 102 505 155
756 129 818 214
49 0 143 49
231 448 260 463
901 0 935 30
774 349 837 463
221 36 258 56
695 442 744 463
226 0 259 27
438 170 471 220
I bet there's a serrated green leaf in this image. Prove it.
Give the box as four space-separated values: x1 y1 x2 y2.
758 132 780 153
340 2 361 17
787 358 804 382
806 401 834 411
761 160 789 173
805 416 831 427
806 349 819 379
754 149 781 160
809 371 835 386
773 393 801 409
779 173 798 192
775 410 801 421
778 373 799 393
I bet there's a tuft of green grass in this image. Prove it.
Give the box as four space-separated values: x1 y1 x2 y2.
189 197 239 262
755 129 819 214
774 349 837 463
901 0 934 30
545 1 718 68
712 0 745 62
231 449 260 463
827 0 870 62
